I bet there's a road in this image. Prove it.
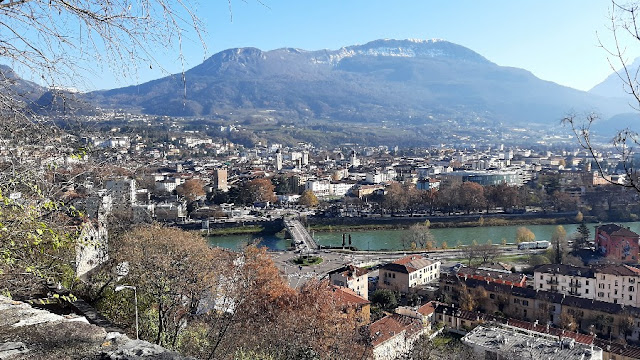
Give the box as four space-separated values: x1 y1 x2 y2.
269 247 543 288
284 219 318 251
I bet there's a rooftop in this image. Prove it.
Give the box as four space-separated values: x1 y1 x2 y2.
383 255 436 274
330 286 370 306
328 264 368 279
533 264 594 278
463 323 602 360
597 224 639 238
369 313 423 347
457 266 526 284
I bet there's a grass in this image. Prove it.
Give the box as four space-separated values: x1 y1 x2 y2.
309 216 571 233
431 334 458 347
292 256 323 266
448 254 530 266
310 223 403 232
205 225 265 236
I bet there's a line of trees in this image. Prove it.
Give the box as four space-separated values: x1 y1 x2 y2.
373 181 578 215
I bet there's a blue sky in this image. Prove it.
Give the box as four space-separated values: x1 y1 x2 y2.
57 1 640 91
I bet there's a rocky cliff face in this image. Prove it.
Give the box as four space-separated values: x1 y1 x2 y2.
0 296 191 359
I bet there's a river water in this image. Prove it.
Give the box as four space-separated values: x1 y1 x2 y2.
208 221 640 251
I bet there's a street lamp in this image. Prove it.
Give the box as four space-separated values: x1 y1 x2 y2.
115 285 138 340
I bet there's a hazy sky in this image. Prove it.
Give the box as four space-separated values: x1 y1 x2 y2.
79 1 640 91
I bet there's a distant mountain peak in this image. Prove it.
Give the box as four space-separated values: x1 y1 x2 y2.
339 38 490 64
194 38 491 71
590 56 640 98
89 38 628 125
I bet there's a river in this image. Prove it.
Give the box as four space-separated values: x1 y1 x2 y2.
208 221 640 251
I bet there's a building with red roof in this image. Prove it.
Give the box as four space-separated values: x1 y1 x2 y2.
328 264 369 300
369 313 427 360
330 285 371 324
595 224 640 263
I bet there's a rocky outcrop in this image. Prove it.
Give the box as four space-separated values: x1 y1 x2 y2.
0 296 192 359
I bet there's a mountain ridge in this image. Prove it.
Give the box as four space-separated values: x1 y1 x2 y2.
589 57 640 99
86 39 630 125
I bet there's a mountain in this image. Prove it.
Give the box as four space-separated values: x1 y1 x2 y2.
89 39 629 126
0 65 46 103
589 58 640 99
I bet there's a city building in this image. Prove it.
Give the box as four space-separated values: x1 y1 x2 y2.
463 323 603 360
275 149 282 171
212 168 228 192
595 224 640 263
534 264 596 298
105 178 137 212
535 263 640 307
457 266 527 287
436 170 524 187
370 314 427 360
441 274 640 342
378 255 440 293
328 265 369 300
330 286 371 324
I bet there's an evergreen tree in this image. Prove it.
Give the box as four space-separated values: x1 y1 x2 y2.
574 222 591 252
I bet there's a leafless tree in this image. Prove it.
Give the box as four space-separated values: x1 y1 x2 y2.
563 1 640 193
476 243 501 265
0 0 205 96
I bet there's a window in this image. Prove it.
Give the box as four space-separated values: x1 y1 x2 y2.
586 280 590 285
630 279 636 284
630 286 635 292
490 293 495 299
523 300 529 306
630 295 633 301
539 284 543 289
585 289 589 294
616 280 619 286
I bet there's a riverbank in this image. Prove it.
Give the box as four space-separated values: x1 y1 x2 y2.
203 219 285 236
205 225 267 236
308 213 581 232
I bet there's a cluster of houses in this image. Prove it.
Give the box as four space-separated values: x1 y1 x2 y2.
323 224 640 360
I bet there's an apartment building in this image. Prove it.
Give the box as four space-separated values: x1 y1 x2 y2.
534 264 640 307
596 224 640 263
328 265 369 300
378 255 440 293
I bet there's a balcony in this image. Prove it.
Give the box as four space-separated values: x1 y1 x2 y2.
570 282 582 288
546 279 559 285
569 289 580 295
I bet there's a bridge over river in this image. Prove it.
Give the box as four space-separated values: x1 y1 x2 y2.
283 219 319 252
